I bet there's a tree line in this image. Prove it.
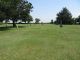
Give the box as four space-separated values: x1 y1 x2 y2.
35 7 80 25
53 7 80 25
0 0 80 28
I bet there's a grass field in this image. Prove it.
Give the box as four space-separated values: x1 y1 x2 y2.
0 24 80 60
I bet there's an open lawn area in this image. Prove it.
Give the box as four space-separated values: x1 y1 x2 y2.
0 24 80 60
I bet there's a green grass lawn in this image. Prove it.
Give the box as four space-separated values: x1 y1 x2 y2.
0 24 80 60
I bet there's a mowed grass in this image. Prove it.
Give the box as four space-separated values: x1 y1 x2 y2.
0 24 80 60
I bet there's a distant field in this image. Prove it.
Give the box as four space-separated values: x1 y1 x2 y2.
0 24 80 60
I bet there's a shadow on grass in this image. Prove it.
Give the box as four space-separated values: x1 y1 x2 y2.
0 26 13 31
17 26 26 28
0 26 26 31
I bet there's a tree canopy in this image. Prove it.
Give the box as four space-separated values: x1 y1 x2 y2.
35 18 40 24
0 0 33 27
75 16 80 24
56 7 73 24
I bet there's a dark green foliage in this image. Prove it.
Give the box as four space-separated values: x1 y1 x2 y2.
35 18 40 24
56 7 73 24
0 0 33 27
71 18 76 24
75 16 80 24
50 19 54 24
27 15 33 24
22 14 33 24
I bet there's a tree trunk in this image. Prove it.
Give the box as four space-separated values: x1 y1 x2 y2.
60 20 63 27
79 20 80 25
5 20 8 28
13 20 16 27
25 21 26 24
28 21 30 24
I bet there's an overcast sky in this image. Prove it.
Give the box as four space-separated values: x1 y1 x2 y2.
27 0 80 22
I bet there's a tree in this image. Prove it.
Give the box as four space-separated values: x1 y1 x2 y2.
22 14 33 24
0 11 5 22
27 15 33 24
72 18 76 24
35 18 40 24
11 0 33 27
19 1 33 22
75 16 80 24
0 0 33 27
50 19 54 24
0 1 7 22
56 7 73 24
